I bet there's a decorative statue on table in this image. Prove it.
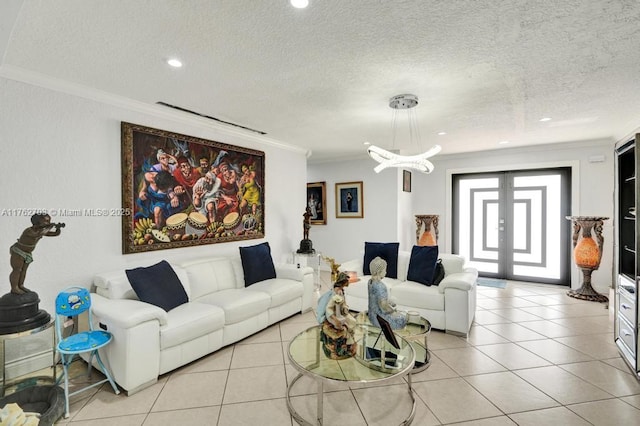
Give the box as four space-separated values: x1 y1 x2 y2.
10 214 65 294
367 256 407 330
296 206 315 254
1 213 65 334
317 272 357 359
320 255 341 283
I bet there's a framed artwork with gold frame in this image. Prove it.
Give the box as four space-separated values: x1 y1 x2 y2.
306 181 327 225
335 181 363 218
121 122 265 254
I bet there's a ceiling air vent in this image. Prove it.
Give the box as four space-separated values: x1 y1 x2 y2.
156 102 266 135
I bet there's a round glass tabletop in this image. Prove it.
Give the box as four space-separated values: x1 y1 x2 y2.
287 325 415 383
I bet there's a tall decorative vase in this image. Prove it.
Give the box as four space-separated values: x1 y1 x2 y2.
566 216 609 302
416 215 439 246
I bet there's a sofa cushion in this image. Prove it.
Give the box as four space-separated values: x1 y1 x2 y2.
239 242 277 286
94 265 191 301
396 251 411 282
126 260 189 312
439 254 465 275
391 281 445 311
196 289 271 324
407 245 439 286
180 257 237 298
93 271 138 300
160 302 225 350
244 277 303 307
363 242 400 278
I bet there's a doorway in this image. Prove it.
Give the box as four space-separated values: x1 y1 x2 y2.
452 168 571 285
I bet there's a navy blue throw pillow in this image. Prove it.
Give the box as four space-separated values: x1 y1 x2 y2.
239 242 277 286
126 260 188 312
407 245 439 286
363 242 400 278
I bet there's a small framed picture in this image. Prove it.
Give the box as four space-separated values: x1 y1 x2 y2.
403 170 411 193
306 182 326 225
335 181 363 218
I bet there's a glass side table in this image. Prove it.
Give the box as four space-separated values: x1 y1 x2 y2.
292 252 322 291
0 319 56 396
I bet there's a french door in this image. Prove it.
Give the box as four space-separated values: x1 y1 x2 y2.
452 168 571 285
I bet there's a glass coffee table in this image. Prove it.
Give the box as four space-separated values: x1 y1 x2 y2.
356 311 432 373
287 325 416 426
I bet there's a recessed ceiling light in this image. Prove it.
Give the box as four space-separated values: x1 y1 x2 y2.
539 117 552 122
167 58 183 68
498 140 509 145
438 132 447 136
363 141 371 145
290 0 309 8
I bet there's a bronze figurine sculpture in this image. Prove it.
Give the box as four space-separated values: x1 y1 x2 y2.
9 214 64 294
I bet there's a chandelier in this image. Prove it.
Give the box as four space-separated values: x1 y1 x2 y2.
367 94 441 174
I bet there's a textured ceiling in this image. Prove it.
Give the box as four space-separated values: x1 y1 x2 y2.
2 0 640 162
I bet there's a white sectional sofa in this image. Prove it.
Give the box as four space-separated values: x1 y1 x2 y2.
89 255 314 395
341 251 478 336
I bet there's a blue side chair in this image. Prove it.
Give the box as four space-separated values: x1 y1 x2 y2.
55 287 120 418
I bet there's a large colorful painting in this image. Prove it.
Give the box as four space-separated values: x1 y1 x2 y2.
121 122 265 254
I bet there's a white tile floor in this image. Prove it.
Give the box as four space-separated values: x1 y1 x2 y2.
54 274 640 425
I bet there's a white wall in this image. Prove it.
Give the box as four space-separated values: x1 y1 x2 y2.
309 139 617 294
306 159 399 263
0 76 308 316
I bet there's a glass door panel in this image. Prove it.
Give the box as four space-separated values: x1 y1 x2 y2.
453 169 570 285
457 177 500 274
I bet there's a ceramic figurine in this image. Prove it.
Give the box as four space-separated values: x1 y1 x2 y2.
367 256 407 330
317 272 357 359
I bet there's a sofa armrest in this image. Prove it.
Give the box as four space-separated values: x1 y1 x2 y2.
275 263 313 281
339 259 363 276
273 264 315 313
89 293 164 394
91 293 168 328
438 271 477 294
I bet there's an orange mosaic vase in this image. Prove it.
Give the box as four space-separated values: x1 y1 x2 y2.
418 230 437 246
573 236 600 270
565 216 609 302
416 215 439 247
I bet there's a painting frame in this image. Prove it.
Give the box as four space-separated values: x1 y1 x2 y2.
335 181 364 218
121 122 265 254
403 170 412 193
306 181 327 225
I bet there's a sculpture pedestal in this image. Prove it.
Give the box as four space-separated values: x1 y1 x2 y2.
567 270 609 302
566 216 609 303
0 292 51 335
296 239 315 254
